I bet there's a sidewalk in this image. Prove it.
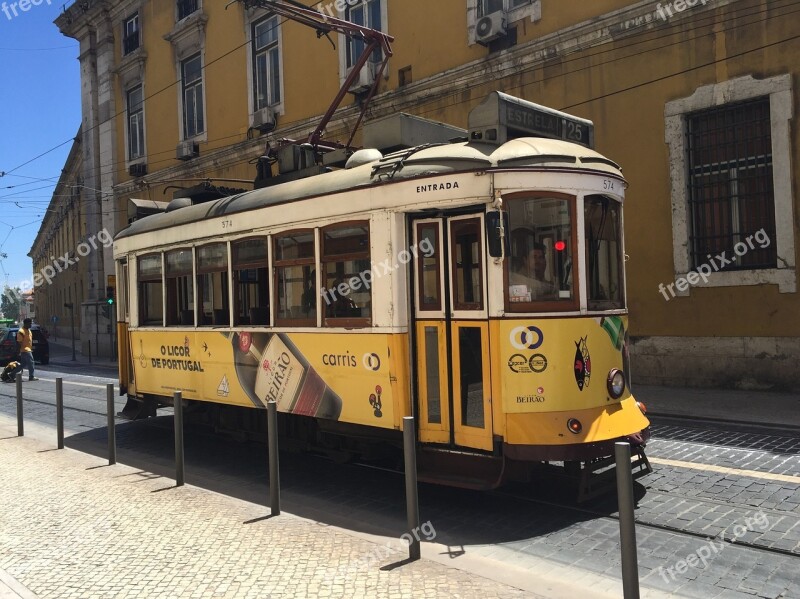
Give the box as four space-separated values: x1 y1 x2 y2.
634 384 800 429
41 338 117 373
0 415 645 599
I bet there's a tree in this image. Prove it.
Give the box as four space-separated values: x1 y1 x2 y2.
1 287 22 321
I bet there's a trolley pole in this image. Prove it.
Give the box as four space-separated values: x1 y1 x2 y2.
267 401 281 516
403 416 421 561
615 442 640 599
107 384 116 465
15 373 23 437
174 391 185 486
56 378 64 449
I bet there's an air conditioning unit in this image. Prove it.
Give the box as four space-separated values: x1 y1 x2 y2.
252 106 277 133
475 11 507 45
348 62 377 95
176 141 199 161
129 163 147 178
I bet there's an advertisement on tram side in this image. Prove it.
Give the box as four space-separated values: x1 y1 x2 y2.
129 330 397 429
497 316 630 413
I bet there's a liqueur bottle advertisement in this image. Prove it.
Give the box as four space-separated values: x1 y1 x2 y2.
130 330 396 428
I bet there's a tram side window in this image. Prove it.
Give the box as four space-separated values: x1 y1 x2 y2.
233 237 269 326
165 248 194 327
585 195 624 310
506 196 576 311
321 222 371 327
197 243 229 326
274 230 316 326
138 254 163 326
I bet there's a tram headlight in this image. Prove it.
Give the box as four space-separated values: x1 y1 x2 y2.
607 369 626 399
567 418 582 434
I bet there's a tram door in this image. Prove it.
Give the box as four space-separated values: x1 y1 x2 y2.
412 214 493 451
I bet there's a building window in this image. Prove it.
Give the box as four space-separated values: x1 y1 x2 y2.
321 223 371 327
479 0 529 15
686 98 776 270
252 15 281 110
346 0 383 68
181 54 204 139
274 230 316 326
165 249 194 326
123 13 140 56
138 254 163 326
665 74 795 294
177 0 198 21
196 244 229 326
127 85 145 161
233 238 269 326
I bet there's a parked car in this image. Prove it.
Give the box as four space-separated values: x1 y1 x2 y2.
0 325 50 365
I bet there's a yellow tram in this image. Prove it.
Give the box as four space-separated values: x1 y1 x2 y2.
113 92 650 491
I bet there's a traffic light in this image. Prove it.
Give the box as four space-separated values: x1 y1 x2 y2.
106 286 115 306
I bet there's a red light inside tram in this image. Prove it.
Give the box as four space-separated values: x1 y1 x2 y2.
554 241 566 251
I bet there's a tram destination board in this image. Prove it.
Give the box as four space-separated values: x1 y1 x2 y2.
468 91 594 149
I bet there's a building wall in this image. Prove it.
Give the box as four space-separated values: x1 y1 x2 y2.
28 131 86 344
55 0 798 389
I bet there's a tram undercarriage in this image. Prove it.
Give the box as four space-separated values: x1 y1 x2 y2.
120 395 652 502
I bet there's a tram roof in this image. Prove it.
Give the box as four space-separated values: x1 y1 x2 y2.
117 137 623 240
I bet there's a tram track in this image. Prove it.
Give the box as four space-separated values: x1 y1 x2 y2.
492 487 800 561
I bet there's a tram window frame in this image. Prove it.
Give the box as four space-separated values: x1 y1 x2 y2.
273 229 317 327
585 195 626 311
232 237 270 327
415 221 442 313
165 248 195 327
196 243 230 327
321 221 372 328
503 192 580 313
137 253 164 327
450 217 485 311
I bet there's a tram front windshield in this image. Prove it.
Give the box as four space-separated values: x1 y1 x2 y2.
507 196 574 307
505 194 624 311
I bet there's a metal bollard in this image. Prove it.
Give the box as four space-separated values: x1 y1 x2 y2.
56 378 64 449
403 416 421 561
15 373 23 437
88 340 92 364
615 442 640 599
107 384 116 465
174 391 184 486
267 401 280 516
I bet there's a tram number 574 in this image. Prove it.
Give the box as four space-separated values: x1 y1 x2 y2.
603 179 615 191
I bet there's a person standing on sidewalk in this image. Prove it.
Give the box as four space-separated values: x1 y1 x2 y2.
16 318 37 381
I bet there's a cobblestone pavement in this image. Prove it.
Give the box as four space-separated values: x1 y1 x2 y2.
0 419 536 599
2 375 799 598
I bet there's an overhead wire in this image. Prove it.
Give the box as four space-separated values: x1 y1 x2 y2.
6 0 798 215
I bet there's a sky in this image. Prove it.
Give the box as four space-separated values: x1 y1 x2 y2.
0 0 81 292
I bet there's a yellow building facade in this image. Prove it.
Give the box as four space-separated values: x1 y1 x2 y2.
54 0 798 388
29 132 87 350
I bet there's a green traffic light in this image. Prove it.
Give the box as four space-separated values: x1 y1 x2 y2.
107 298 114 305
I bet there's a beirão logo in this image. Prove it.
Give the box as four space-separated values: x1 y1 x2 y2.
510 326 544 350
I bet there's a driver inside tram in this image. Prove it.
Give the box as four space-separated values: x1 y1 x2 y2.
510 241 558 301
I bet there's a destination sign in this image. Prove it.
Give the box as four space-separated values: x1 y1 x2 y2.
468 91 595 149
503 102 593 148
